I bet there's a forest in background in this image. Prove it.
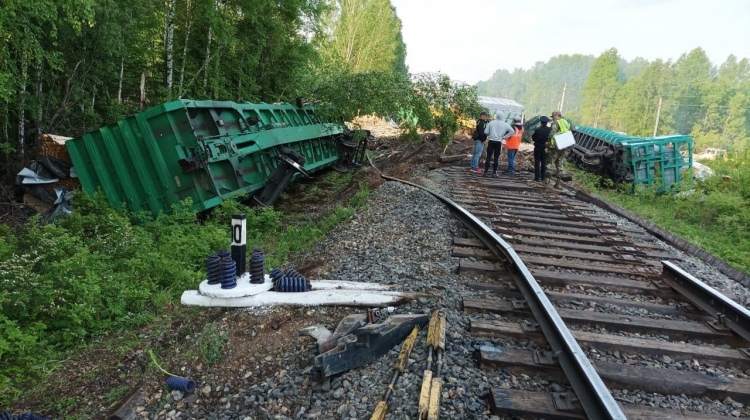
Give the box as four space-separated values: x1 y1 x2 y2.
477 48 750 153
0 0 481 180
4 0 749 169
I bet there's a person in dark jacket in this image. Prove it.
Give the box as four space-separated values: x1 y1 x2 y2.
531 116 552 182
470 111 489 172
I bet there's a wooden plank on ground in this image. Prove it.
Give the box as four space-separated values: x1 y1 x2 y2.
531 269 677 297
488 201 596 215
488 388 585 419
511 244 658 266
522 255 661 277
459 236 616 253
469 319 750 369
458 259 506 276
493 226 629 246
498 207 591 221
465 278 673 300
509 237 670 255
463 298 741 345
465 291 711 322
494 219 604 236
488 195 592 211
488 388 730 420
511 213 646 233
480 348 750 407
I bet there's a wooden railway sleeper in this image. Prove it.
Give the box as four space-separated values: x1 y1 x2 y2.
612 245 647 256
418 309 446 420
370 325 420 420
610 253 644 264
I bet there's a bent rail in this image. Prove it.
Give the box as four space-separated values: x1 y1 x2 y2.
381 174 626 420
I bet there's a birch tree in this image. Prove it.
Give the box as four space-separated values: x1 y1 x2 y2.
165 0 176 92
579 48 622 128
318 0 406 74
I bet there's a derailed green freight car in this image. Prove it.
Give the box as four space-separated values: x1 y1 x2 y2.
570 126 693 189
66 100 364 215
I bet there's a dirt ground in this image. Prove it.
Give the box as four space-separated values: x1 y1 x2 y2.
7 122 478 419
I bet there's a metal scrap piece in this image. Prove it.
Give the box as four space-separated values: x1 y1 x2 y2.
313 314 429 377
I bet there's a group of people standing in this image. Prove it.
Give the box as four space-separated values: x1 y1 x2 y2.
470 110 570 188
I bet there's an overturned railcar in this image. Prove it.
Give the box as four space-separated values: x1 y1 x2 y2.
569 126 693 188
66 100 367 215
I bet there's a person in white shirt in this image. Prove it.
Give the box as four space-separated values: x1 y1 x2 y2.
483 111 515 177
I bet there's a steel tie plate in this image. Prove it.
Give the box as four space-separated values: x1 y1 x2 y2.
551 392 579 412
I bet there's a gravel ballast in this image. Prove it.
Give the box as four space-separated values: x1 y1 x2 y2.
138 168 749 419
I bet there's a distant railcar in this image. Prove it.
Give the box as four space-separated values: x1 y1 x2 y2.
523 116 693 189
569 126 693 188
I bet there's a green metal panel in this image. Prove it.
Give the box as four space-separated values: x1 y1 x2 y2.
572 124 693 189
66 100 345 215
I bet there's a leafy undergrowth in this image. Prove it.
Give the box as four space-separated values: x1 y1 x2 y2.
0 130 457 418
0 165 373 418
572 154 750 275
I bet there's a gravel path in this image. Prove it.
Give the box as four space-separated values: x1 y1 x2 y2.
139 168 749 419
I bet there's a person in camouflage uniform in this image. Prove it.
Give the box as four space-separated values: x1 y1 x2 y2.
547 111 571 188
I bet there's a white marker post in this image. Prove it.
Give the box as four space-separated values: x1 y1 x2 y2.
231 214 246 277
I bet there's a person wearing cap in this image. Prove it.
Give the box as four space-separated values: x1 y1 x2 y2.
505 117 524 175
532 116 552 182
470 111 489 173
547 111 571 187
483 111 515 177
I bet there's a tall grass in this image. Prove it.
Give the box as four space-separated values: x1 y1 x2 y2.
574 152 750 275
0 174 370 406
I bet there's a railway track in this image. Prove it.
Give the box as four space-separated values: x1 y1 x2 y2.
383 166 750 420
57 157 748 420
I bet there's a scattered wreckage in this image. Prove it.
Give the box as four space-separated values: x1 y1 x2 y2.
17 100 370 216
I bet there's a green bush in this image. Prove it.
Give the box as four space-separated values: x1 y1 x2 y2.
0 169 371 406
575 156 750 274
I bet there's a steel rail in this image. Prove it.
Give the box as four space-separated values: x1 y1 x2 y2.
382 175 626 419
662 261 750 342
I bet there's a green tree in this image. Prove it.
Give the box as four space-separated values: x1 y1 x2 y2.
476 54 595 118
689 55 749 151
411 72 483 145
610 59 674 136
0 0 94 159
318 0 406 74
579 48 622 128
619 56 649 80
669 48 713 135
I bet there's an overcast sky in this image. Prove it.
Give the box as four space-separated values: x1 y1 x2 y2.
390 0 750 85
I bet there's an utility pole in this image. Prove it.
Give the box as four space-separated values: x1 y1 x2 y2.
653 96 663 136
559 82 567 113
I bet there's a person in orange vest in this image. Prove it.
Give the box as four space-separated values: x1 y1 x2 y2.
505 117 523 175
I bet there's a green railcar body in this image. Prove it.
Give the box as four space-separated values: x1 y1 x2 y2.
66 100 345 214
571 125 693 188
